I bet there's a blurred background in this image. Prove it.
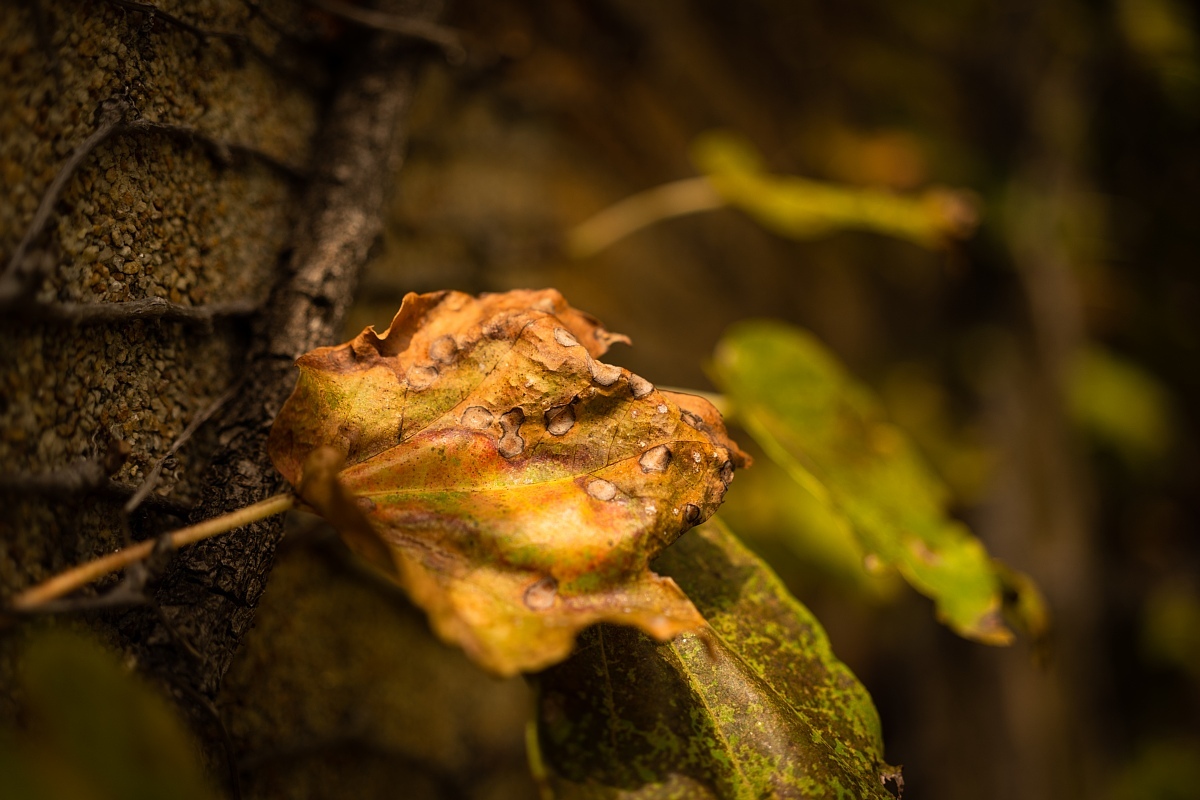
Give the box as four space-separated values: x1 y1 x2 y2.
11 1 1191 798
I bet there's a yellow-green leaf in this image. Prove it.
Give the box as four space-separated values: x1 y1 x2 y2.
534 518 899 799
691 130 978 249
1067 345 1174 467
268 289 749 676
712 319 1035 645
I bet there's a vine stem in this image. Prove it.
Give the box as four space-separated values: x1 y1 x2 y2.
8 492 296 612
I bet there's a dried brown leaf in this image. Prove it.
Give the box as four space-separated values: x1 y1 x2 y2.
268 289 749 675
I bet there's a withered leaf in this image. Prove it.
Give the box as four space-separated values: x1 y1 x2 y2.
268 289 749 676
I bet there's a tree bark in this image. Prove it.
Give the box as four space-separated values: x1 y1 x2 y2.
0 0 440 759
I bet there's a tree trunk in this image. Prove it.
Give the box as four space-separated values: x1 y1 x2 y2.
0 0 439 766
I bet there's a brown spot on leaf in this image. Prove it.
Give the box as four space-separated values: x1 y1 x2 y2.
461 406 494 430
428 334 458 364
586 478 618 501
639 444 672 473
407 364 438 390
498 408 525 458
524 576 559 610
588 357 622 386
629 373 654 399
545 403 575 436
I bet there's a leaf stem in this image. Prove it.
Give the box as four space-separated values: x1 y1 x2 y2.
8 492 296 612
566 176 726 258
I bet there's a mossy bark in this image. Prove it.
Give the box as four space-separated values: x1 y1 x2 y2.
0 0 436 764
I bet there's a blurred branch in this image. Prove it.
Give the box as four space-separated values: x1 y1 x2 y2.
566 177 724 258
693 131 980 249
567 132 981 259
306 0 466 64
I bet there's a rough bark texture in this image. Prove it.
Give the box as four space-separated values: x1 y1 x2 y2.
116 17 427 706
0 0 439 750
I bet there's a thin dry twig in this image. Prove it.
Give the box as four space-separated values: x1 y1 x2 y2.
306 0 466 64
104 481 195 516
109 0 241 44
7 492 296 612
0 460 110 494
565 176 726 258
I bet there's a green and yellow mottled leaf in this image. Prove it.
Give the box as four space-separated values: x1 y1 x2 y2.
712 319 1036 645
534 518 899 800
268 289 749 676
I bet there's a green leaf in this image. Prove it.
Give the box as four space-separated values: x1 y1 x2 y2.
690 131 978 249
1067 345 1174 467
0 631 217 800
712 320 1030 645
534 518 899 800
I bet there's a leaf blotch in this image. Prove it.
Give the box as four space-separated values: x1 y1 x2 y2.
498 407 526 458
587 478 618 502
545 403 576 436
461 405 494 430
524 576 559 610
639 444 672 474
428 334 458 364
588 357 622 387
407 364 438 390
629 373 654 399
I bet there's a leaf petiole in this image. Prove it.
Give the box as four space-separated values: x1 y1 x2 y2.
8 492 296 612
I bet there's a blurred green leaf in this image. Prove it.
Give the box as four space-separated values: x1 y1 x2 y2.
534 518 899 799
879 361 995 503
691 131 978 249
712 320 1044 645
1141 581 1200 681
1109 738 1200 800
0 631 217 800
1115 0 1200 112
1067 346 1174 467
719 450 901 598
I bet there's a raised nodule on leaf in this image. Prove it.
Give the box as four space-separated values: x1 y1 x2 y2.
268 289 749 675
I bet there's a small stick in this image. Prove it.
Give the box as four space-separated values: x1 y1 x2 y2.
565 176 726 259
306 0 466 64
8 492 295 612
